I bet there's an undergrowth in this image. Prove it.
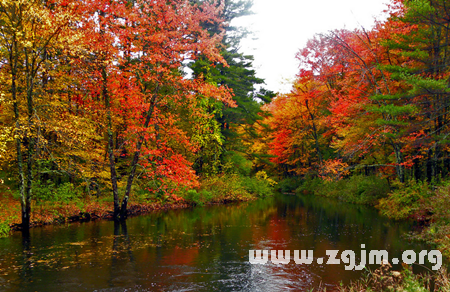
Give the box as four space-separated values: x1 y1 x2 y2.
296 175 390 205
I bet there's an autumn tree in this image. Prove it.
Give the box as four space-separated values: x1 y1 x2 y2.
0 0 85 228
263 73 333 177
265 0 450 184
78 0 234 220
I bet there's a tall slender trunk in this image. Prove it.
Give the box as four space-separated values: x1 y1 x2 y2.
119 95 157 219
426 147 439 183
10 37 28 229
392 143 405 183
23 50 37 229
102 66 120 221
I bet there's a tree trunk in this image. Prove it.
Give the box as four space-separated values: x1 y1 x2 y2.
102 66 120 221
23 50 37 230
392 143 405 183
10 44 28 229
119 96 157 220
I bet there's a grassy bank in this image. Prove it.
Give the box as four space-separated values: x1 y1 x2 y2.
293 175 391 205
0 172 276 237
286 175 450 258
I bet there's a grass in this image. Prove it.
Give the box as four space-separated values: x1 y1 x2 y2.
310 263 450 292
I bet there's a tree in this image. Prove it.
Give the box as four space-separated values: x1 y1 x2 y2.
263 74 332 177
380 0 450 181
265 0 450 184
190 0 275 176
0 0 85 228
79 0 234 220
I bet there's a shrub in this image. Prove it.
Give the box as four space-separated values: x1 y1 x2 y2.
182 172 276 206
377 179 433 220
426 183 450 225
414 183 450 257
330 175 390 205
277 177 302 193
296 175 390 205
222 151 253 176
200 174 252 202
295 176 322 195
242 174 275 198
183 189 213 206
0 221 10 238
28 180 82 205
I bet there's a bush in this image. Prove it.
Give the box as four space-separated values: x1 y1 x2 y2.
31 180 82 204
200 174 252 202
183 172 276 205
277 177 303 193
296 175 390 205
295 176 323 195
242 173 276 198
413 182 450 257
0 221 10 238
331 175 390 205
426 183 450 225
377 179 433 220
222 151 253 176
183 189 213 206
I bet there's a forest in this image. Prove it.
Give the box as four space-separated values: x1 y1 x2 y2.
262 0 450 258
2 0 450 261
0 0 277 231
3 0 450 290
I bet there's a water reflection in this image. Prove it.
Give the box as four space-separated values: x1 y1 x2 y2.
0 195 435 291
20 230 32 291
109 220 137 288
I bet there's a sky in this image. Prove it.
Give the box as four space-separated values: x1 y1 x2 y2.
231 0 389 94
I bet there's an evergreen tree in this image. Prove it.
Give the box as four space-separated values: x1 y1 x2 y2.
190 0 275 175
379 0 450 182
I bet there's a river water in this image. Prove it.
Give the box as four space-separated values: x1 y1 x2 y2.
0 195 433 291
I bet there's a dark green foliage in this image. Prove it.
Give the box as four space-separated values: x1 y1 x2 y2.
27 180 81 204
184 189 214 206
277 177 303 193
378 179 434 220
297 175 390 205
295 177 323 195
241 176 274 197
222 151 252 176
190 0 275 174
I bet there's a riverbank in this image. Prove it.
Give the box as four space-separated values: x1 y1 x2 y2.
0 173 276 237
0 192 192 233
315 262 450 292
272 176 450 291
284 175 450 259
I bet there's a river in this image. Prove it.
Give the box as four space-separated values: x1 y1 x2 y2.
0 194 434 291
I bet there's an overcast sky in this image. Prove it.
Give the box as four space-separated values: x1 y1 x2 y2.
231 0 389 93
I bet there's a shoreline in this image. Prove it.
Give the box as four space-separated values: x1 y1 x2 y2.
8 200 191 232
3 194 255 234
